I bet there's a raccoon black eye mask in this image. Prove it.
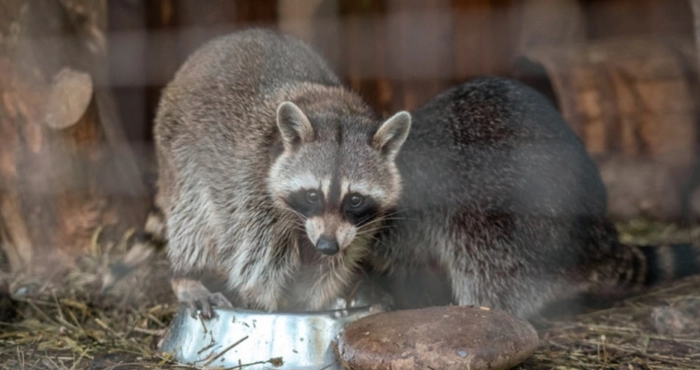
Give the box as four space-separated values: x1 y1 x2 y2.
284 189 324 217
271 97 409 260
342 194 380 226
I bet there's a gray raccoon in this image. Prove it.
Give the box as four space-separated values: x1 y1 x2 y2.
371 77 700 319
104 28 410 318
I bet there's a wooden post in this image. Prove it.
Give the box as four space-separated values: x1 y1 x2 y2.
0 1 149 275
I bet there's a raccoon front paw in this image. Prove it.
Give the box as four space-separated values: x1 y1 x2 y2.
183 292 233 319
172 278 233 319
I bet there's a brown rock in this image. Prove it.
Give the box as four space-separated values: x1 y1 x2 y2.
336 305 539 370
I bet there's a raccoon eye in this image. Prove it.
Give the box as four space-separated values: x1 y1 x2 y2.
306 190 320 203
349 194 363 208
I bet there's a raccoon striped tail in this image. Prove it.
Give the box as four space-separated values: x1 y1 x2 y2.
638 243 700 286
587 242 700 299
101 207 166 292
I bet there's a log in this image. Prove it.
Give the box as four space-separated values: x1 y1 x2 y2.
0 0 149 275
517 37 699 221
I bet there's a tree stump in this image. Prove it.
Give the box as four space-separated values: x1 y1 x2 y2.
0 0 149 275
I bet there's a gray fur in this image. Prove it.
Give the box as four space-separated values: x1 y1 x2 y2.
153 28 409 313
371 77 700 319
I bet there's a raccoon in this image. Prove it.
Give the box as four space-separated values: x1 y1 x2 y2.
369 77 700 318
104 31 700 320
103 28 410 318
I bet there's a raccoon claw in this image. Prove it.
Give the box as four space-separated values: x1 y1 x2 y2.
207 292 233 312
186 293 233 319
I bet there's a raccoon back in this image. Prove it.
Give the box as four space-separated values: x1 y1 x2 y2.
396 77 607 218
154 28 342 153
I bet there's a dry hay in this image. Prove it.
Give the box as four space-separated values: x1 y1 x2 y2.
520 277 700 370
520 220 700 370
0 228 183 370
0 221 698 369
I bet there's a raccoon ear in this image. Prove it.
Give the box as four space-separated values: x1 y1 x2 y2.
277 101 314 150
373 111 411 160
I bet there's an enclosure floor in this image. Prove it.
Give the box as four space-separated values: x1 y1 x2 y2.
0 220 699 369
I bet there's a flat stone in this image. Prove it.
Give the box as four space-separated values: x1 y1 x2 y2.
336 305 538 370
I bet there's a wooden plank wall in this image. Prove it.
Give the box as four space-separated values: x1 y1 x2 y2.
104 0 698 220
107 0 694 140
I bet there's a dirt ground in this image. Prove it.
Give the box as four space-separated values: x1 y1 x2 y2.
0 220 699 370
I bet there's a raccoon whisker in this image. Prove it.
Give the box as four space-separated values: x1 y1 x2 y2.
356 222 395 232
356 211 415 227
377 216 418 221
356 218 393 232
355 216 388 229
381 209 417 220
369 215 419 224
356 216 418 233
379 209 406 217
376 210 410 220
355 226 387 237
356 226 394 235
356 234 389 247
355 211 397 226
286 208 308 221
360 237 390 253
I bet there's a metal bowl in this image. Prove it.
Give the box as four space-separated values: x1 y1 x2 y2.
159 282 391 369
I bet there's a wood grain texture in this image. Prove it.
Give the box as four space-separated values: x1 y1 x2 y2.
520 37 698 220
0 0 149 274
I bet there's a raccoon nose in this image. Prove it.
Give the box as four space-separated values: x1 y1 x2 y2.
316 235 339 256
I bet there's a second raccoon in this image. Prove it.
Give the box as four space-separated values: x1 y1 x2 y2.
371 77 700 318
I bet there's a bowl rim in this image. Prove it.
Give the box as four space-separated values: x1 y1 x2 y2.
198 304 376 318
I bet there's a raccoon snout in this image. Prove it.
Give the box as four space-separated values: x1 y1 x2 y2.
316 235 340 256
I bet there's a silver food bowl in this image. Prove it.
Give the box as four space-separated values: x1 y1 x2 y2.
159 282 391 369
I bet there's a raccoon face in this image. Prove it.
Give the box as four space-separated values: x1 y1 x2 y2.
268 101 411 256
